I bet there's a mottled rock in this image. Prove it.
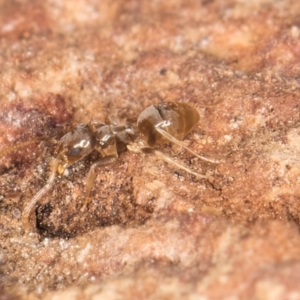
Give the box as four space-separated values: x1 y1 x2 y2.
1 0 300 299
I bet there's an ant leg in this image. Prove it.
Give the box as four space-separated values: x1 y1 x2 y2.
195 98 225 108
22 157 60 232
127 143 207 179
154 126 221 164
105 115 118 126
81 155 118 211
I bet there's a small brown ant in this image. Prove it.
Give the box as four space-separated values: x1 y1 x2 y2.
1 102 220 231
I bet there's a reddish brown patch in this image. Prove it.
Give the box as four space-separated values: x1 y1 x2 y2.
0 0 50 40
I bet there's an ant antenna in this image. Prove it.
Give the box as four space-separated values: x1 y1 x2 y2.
22 158 59 231
0 139 42 159
0 137 57 161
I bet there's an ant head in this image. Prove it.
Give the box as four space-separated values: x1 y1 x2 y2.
54 124 95 175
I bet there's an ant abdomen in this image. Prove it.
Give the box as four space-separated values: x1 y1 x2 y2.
137 102 200 147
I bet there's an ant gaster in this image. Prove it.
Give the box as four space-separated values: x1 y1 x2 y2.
3 102 220 231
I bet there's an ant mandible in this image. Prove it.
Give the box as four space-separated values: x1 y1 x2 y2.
2 102 220 231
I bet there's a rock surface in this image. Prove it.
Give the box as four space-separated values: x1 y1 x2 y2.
1 0 300 299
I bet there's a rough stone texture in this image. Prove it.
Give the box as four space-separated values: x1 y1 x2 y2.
1 0 300 299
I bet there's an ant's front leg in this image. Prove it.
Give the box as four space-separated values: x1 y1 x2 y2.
81 155 118 211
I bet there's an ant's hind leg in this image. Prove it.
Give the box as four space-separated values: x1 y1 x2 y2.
127 142 208 179
81 155 118 211
154 126 221 164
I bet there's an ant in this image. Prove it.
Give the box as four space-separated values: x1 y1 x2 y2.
1 102 220 231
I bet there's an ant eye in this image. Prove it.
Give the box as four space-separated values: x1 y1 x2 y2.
69 147 81 157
